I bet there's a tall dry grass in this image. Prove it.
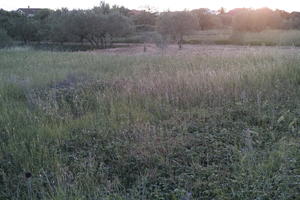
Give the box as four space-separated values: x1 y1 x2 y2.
0 46 299 199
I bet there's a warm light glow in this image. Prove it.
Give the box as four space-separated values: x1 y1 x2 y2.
1 0 300 12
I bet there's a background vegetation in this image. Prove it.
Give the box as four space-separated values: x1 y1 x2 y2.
2 2 300 49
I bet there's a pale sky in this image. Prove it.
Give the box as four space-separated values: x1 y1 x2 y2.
1 0 300 12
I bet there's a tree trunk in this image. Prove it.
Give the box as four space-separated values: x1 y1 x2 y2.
143 42 147 52
80 36 84 45
100 37 104 49
104 37 107 49
109 35 113 48
178 35 183 50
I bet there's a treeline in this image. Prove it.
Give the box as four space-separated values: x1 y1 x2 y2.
1 2 300 48
229 8 300 31
0 2 133 48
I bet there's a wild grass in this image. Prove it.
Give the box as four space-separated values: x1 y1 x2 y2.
243 30 300 46
185 29 300 46
185 29 232 44
0 47 299 200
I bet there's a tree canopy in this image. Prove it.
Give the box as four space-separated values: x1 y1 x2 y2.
1 4 300 49
157 11 197 49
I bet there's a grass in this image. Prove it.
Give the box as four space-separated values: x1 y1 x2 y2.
185 29 300 46
0 47 299 200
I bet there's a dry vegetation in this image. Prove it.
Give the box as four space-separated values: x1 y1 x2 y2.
0 46 299 199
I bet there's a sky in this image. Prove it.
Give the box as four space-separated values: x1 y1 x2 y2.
1 0 300 12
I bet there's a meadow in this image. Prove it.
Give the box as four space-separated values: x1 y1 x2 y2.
184 29 300 46
0 45 299 200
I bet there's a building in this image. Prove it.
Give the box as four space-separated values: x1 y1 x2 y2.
17 6 45 17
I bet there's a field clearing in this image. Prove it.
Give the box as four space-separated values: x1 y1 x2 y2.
185 29 300 46
0 45 299 199
95 44 300 56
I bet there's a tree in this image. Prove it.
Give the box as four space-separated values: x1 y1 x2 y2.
62 7 133 49
65 10 91 44
255 8 283 29
105 13 133 47
94 1 111 15
157 11 197 49
0 28 13 48
10 16 38 43
33 9 52 42
82 11 106 48
192 8 217 30
284 12 300 29
0 10 22 38
132 10 157 32
219 7 225 15
48 9 71 44
0 9 13 31
232 8 284 32
111 5 131 17
131 9 157 52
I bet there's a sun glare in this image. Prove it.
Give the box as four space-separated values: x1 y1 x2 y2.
186 0 297 12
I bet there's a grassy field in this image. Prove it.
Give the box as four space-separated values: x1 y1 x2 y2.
185 29 300 46
0 46 299 200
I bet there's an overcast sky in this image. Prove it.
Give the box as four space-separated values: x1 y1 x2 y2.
1 0 300 12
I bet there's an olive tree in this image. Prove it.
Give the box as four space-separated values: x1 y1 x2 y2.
0 28 13 47
105 13 133 47
157 11 197 49
67 10 132 49
10 16 38 44
48 9 71 44
192 8 218 30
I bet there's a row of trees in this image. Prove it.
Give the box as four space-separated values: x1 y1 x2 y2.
155 8 300 49
0 2 133 48
48 8 133 48
230 8 295 32
136 7 300 35
1 2 300 49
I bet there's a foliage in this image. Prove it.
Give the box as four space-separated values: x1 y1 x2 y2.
47 7 133 48
284 12 300 29
192 8 220 30
1 5 300 48
232 8 283 32
157 11 197 49
48 9 71 44
0 28 13 47
9 17 39 43
0 3 133 48
132 10 157 32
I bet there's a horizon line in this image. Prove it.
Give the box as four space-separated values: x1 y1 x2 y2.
2 6 300 13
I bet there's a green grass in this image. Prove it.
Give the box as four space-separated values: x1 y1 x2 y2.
0 47 299 200
185 29 300 46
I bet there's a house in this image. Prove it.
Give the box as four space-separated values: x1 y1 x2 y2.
17 7 45 17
